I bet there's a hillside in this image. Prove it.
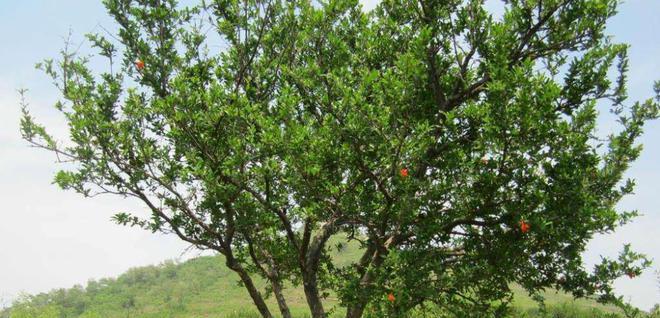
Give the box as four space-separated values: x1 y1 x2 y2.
1 241 632 318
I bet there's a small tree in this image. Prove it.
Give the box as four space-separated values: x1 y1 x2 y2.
121 295 135 318
21 0 658 317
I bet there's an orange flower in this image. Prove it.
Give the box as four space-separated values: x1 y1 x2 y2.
519 219 530 234
134 59 145 71
387 292 395 303
399 168 409 178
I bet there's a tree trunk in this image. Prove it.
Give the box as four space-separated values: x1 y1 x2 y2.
345 239 391 318
344 271 372 318
271 277 293 318
302 272 327 318
227 259 273 318
346 305 366 318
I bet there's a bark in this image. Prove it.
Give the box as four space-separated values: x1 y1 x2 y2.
344 259 381 318
345 244 377 318
345 303 367 318
265 255 292 318
302 271 327 318
345 236 399 318
271 277 293 318
226 258 273 318
300 219 341 318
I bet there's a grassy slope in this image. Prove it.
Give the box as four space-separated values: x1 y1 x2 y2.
2 240 622 318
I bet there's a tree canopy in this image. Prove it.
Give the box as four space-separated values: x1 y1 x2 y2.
21 0 659 317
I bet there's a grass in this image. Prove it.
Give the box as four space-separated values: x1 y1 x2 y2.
1 238 636 318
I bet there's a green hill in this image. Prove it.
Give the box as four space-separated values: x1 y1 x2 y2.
0 244 635 318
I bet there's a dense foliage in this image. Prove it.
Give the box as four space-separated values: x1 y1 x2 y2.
20 0 659 317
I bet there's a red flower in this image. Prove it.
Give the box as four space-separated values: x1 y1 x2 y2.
399 168 409 178
519 220 530 234
387 292 395 303
134 59 145 71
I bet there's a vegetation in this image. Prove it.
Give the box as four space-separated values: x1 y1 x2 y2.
19 0 659 317
1 251 650 318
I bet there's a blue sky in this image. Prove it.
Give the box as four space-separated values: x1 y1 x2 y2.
0 0 659 311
